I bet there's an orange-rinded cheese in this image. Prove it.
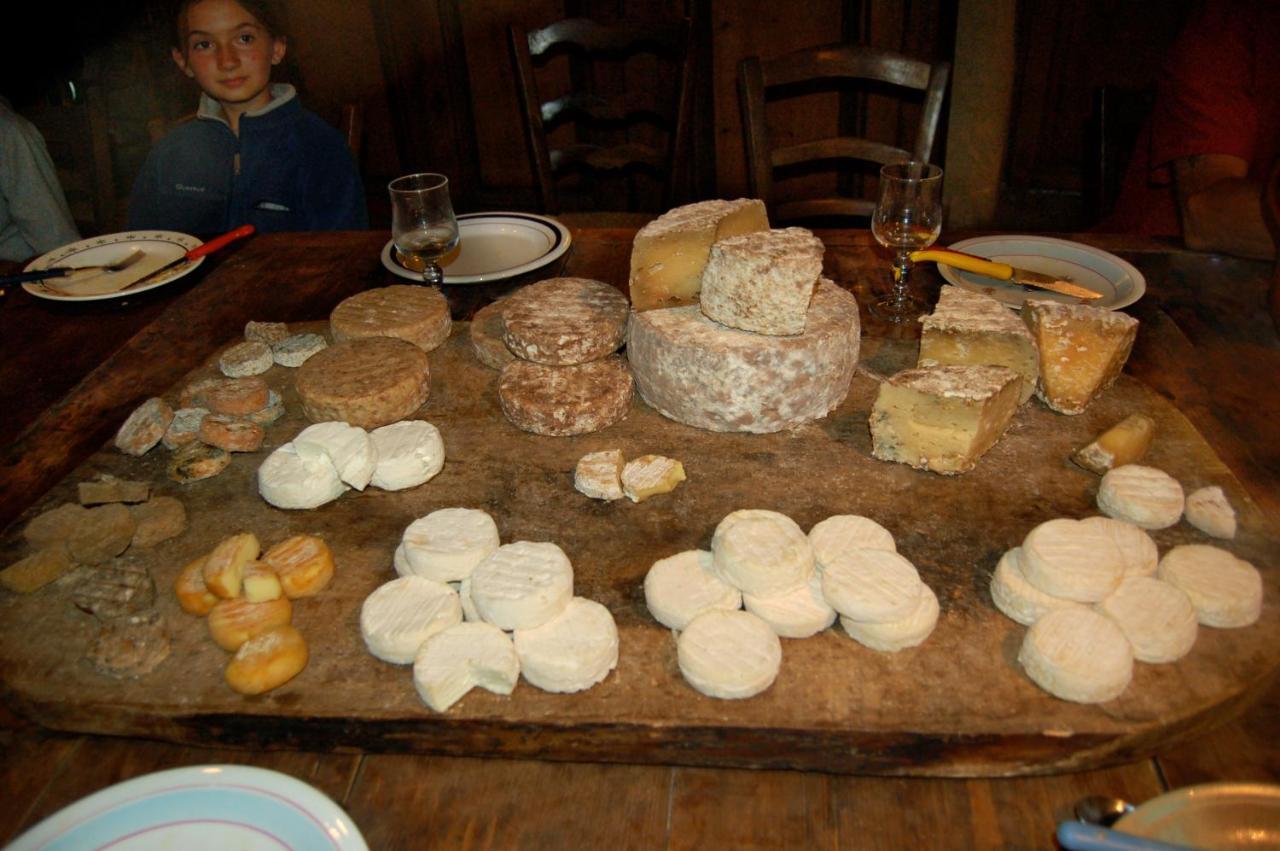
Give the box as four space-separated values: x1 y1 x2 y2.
208 595 293 651
262 534 335 598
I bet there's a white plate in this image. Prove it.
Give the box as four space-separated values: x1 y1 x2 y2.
8 764 369 851
1116 782 1280 849
381 211 571 284
22 231 204 302
937 235 1145 310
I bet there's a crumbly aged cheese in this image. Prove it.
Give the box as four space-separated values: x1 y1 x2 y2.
1097 464 1185 530
69 559 156 619
368 420 445 491
1157 544 1262 628
66 504 136 565
574 449 625 501
272 332 328 367
698 227 824 336
643 550 742 630
295 337 430 429
0 545 75 594
1184 485 1237 539
413 622 519 712
743 573 836 638
244 320 290 345
501 277 629 365
257 442 348 510
1095 576 1198 663
293 421 377 491
1023 300 1138 415
197 413 264 453
360 576 462 664
676 609 781 700
1078 516 1158 578
628 198 770 311
78 476 151 506
990 547 1081 626
918 285 1039 404
330 284 452 352
168 442 231 483
401 507 500 582
807 515 896 570
1072 413 1155 475
711 509 814 597
820 548 925 623
115 397 174 456
498 356 633 437
840 583 939 652
628 278 860 433
469 541 574 630
469 297 516 370
513 597 619 693
869 364 1021 475
1018 607 1133 703
218 340 274 377
161 407 208 450
621 454 686 502
129 496 187 547
1020 517 1124 602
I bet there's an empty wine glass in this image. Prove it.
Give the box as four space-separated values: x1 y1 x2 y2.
870 161 943 322
388 173 459 287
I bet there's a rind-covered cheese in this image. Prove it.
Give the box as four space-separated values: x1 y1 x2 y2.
677 609 781 700
628 198 769 311
698 227 823 336
1157 544 1262 628
808 515 896 568
330 284 452 352
743 573 836 639
918 285 1039 404
501 277 629 365
839 583 939 652
1095 576 1197 663
621 454 685 502
360 576 462 664
1097 464 1185 530
990 547 1082 626
869 364 1021 475
469 541 574 630
711 509 814 597
644 550 742 631
1023 300 1138 415
627 278 860 433
513 597 619 693
400 507 500 582
1018 607 1133 703
1020 517 1124 602
295 337 430 430
499 356 633 437
413 622 519 712
574 449 625 501
1184 485 1237 539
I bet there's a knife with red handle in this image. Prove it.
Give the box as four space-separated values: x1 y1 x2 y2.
117 224 257 293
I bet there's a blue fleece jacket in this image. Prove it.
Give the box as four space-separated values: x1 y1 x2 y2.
128 85 367 235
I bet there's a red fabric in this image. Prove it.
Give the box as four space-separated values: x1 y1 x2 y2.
1103 0 1280 235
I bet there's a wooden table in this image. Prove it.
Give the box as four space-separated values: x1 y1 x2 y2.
2 228 1277 848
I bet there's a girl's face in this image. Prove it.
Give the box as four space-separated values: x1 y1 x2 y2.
172 0 285 115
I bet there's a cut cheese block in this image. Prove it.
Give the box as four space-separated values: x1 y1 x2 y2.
869 364 1021 475
295 337 430 429
574 449 625 501
628 198 769 311
1184 485 1237 539
501 277 629 365
368 420 445 491
711 509 814 597
1072 413 1155 475
698 227 823 336
1078 516 1158 578
621 454 685 502
469 297 515 370
1097 464 1185 530
360 576 462 664
469 541 574 630
257 442 348 509
1157 544 1262 628
677 609 781 700
498 356 632 437
1023 299 1138 415
628 278 860 433
990 547 1081 626
743 573 836 638
413 622 519 712
918 285 1039 404
643 549 742 631
400 507 500 582
807 515 896 570
513 597 619 693
330 284 451 352
1020 517 1124 602
1095 576 1198 663
293 421 377 491
820 548 924 624
1018 607 1133 703
840 583 939 652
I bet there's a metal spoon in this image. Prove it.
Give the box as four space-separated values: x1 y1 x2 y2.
1074 795 1136 828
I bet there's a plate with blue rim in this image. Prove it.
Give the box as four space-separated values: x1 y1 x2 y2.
381 211 571 284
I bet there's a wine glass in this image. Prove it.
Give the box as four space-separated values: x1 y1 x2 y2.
388 172 459 287
870 161 943 322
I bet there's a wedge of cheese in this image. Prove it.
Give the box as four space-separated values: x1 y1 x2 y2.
869 364 1021 475
1023 300 1138 415
698 227 823 336
918 285 1039 403
628 199 768 311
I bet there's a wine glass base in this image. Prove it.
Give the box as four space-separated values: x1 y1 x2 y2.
869 293 925 323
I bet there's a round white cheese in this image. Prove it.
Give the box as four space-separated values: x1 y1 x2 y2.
257 442 348 510
514 596 619 693
644 550 741 631
743 573 835 638
293 421 377 491
711 509 814 597
1095 576 1198 663
808 515 897 571
1079 516 1158 578
413 621 519 712
470 541 574 630
1018 607 1133 704
989 547 1081 626
401 507 500 582
368 420 445 491
1097 464 1185 530
840 583 939 652
1020 517 1124 602
677 609 781 700
1157 544 1262 628
820 548 923 623
360 576 462 664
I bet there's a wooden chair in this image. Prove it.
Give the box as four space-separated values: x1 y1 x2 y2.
508 17 695 215
1083 85 1156 226
738 44 950 223
26 88 118 236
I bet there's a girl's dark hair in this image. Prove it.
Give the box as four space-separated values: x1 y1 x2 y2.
173 0 287 50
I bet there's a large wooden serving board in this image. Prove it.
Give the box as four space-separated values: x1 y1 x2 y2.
1 324 1276 777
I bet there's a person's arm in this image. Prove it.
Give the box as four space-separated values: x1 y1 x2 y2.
0 118 80 253
1173 153 1276 260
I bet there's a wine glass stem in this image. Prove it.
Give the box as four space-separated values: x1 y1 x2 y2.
892 250 912 307
422 262 443 287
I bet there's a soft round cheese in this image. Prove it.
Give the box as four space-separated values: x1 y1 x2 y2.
401 507 500 582
1097 464 1185 530
293 421 376 491
413 622 519 712
644 549 742 631
1095 576 1198 663
626 278 860 433
677 609 782 700
711 509 814 597
840 583 939 652
330 284 452 352
1078 516 1158 578
989 547 1081 626
1017 607 1133 704
368 420 445 491
469 541 574 630
257 443 348 510
360 576 462 664
513 597 619 693
820 548 924 623
743 572 836 638
295 337 430 430
501 277 629 365
1157 544 1262 628
808 515 896 570
1020 517 1124 602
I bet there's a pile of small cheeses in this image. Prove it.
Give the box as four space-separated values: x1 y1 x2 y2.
645 510 937 700
361 507 619 712
994 464 1261 703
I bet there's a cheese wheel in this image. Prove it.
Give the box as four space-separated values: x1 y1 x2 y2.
129 496 187 547
627 278 860 433
70 558 156 619
840 583 939 651
207 595 293 652
1097 464 1185 530
414 622 519 711
168 442 231 483
989 547 1081 626
262 534 335 598
360 576 462 664
293 421 377 491
820 548 924 624
162 407 209 449
225 624 308 695
400 507 500 582
644 550 742 631
743 573 836 638
1020 518 1124 602
513 597 619 693
501 277 629 365
1157 544 1262 628
677 610 781 700
296 337 430 429
115 397 174 456
67 504 136 565
1095 576 1198 663
23 502 87 548
1078 516 1158 578
711 509 814 597
469 297 516 370
257 442 348 510
330 284 451 352
1018 607 1133 704
574 449 625 501
218 340 274 377
272 332 328 367
1 545 75 594
242 390 285 426
198 414 265 453
368 420 445 491
174 555 219 615
470 541 574 630
498 356 633 437
244 320 290 345
808 515 896 570
182 376 270 416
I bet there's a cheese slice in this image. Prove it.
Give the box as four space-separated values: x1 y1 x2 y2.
711 509 814 597
869 364 1021 475
257 442 348 510
840 583 939 652
1097 464 1185 530
1023 300 1138 415
644 549 742 631
628 198 769 311
400 507 500 582
574 449 625 501
1157 544 1262 628
413 621 519 712
1095 576 1197 663
368 420 445 491
1020 517 1124 602
989 547 1081 626
820 548 924 623
698 227 823 336
469 541 574 630
621 454 686 502
676 609 781 700
360 576 462 664
513 597 619 693
1018 607 1133 703
743 572 836 638
293 421 377 491
1184 485 1237 539
918 285 1039 403
807 515 896 571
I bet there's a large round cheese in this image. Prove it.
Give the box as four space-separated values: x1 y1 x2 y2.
330 284 452 352
295 337 430 429
626 278 860 433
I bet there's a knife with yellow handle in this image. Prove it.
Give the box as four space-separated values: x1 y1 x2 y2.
910 247 1103 300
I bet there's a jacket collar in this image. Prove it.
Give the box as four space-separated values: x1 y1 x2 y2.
196 83 298 127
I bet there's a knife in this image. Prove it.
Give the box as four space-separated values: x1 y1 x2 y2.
97 225 257 295
910 247 1103 300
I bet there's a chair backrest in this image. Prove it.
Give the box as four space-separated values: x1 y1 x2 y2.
26 89 118 236
738 43 950 223
1083 84 1156 226
508 17 695 214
